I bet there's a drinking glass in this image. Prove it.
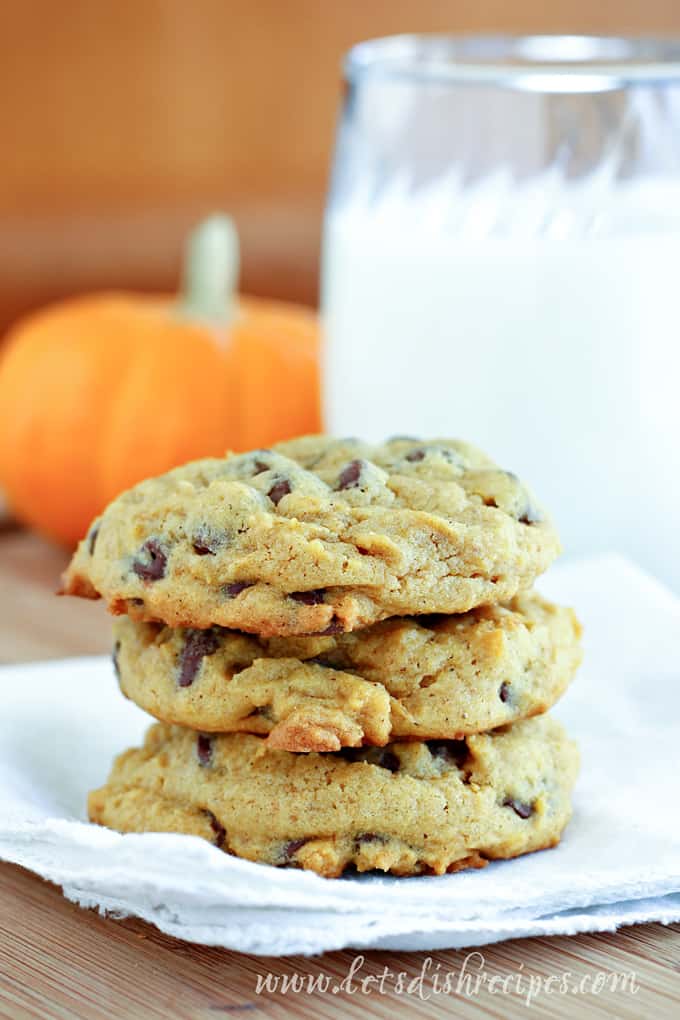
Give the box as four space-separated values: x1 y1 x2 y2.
322 35 680 588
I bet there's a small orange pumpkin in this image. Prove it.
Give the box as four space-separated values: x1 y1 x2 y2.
0 216 321 546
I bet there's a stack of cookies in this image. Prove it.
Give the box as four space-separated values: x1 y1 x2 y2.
63 436 581 878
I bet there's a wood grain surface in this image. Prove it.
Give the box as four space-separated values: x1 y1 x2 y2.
0 527 678 1019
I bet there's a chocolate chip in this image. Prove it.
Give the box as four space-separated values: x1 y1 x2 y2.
192 542 215 556
336 459 363 490
249 449 272 473
196 734 213 767
178 629 220 687
223 581 254 598
132 539 167 581
282 838 308 862
192 526 223 556
319 617 344 636
499 681 511 703
268 478 291 505
290 589 325 606
356 832 385 845
376 749 400 772
206 810 226 848
503 797 534 819
427 740 469 767
129 598 145 607
519 505 543 525
112 641 121 680
88 525 100 556
407 446 462 466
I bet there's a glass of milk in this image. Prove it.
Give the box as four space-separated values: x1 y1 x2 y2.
322 35 680 589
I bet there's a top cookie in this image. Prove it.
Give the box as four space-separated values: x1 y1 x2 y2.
62 435 560 636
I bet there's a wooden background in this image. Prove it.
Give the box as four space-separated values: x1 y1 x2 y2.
2 0 680 333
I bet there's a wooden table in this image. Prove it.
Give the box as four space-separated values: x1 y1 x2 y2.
1 527 678 1019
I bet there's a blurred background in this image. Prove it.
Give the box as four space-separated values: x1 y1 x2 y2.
2 1 680 662
2 0 680 327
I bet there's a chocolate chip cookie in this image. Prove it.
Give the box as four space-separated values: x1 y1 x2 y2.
62 436 560 636
89 714 578 877
113 593 581 751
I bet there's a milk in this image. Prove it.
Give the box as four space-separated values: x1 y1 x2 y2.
321 178 680 589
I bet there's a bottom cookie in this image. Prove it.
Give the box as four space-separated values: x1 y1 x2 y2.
89 715 578 878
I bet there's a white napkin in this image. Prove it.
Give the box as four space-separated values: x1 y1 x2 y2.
1 554 679 956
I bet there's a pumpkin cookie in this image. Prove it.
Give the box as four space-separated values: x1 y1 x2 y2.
113 593 581 751
89 715 578 878
62 436 560 636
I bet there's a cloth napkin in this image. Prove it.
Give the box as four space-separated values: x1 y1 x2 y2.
1 554 679 956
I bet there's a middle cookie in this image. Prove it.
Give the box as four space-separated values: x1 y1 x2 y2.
114 592 581 752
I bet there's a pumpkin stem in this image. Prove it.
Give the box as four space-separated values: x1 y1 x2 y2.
179 214 240 325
